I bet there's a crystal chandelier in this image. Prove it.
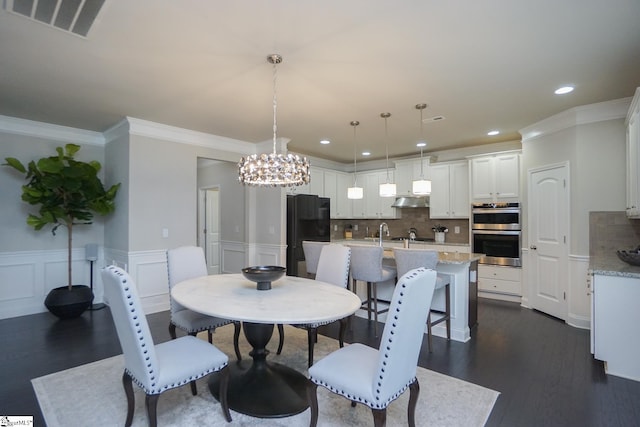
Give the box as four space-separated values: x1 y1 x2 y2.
347 120 363 199
238 54 310 187
412 103 432 195
379 112 396 197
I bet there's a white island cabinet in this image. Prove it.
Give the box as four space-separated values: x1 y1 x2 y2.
591 272 640 381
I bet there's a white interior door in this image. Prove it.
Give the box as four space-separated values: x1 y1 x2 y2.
528 163 569 320
199 188 221 275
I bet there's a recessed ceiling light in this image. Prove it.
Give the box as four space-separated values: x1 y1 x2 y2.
320 139 330 145
555 86 574 95
362 151 371 156
416 142 427 147
487 130 500 136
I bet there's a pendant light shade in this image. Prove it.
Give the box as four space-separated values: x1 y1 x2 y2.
347 120 363 199
412 177 431 195
347 186 364 199
379 112 396 197
238 54 310 187
379 182 397 197
412 103 431 196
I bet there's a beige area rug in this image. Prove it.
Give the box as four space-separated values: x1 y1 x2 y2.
32 325 499 426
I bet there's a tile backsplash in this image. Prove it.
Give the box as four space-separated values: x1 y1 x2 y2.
330 208 469 244
589 211 640 258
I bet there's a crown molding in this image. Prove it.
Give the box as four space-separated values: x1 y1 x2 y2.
122 117 256 155
520 97 632 143
627 87 640 125
0 115 104 145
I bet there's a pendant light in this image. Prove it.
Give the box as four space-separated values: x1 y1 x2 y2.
238 54 310 187
412 103 432 195
379 112 396 197
347 120 363 199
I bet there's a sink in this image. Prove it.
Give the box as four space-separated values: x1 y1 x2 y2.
390 237 435 242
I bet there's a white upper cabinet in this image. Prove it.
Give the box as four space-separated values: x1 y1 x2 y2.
324 169 352 219
362 170 397 218
296 167 353 218
394 158 431 196
308 166 324 196
626 88 640 218
429 161 469 219
470 152 520 202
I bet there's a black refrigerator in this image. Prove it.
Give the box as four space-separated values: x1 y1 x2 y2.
286 194 330 276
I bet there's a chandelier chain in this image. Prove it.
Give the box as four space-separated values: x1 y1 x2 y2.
272 57 278 154
382 112 391 181
351 120 359 185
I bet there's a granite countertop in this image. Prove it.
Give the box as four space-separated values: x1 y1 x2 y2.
380 249 482 265
436 252 484 264
589 253 640 279
333 238 470 248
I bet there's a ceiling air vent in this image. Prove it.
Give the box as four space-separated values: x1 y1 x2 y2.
422 115 446 123
5 0 106 37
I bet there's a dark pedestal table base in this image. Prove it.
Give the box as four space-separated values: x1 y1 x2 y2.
209 322 309 418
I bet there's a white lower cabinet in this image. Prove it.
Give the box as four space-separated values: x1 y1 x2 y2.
591 273 640 381
478 265 521 299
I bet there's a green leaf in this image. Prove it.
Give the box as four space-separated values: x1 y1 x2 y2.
64 144 81 157
3 157 27 173
38 157 64 174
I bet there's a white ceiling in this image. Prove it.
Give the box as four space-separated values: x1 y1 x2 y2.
1 1 639 163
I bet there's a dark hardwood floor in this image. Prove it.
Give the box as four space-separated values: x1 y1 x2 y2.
2 298 639 426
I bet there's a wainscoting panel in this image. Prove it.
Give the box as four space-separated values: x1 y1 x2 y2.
0 249 94 320
0 261 37 301
127 250 170 314
245 243 286 270
221 241 247 274
0 243 284 319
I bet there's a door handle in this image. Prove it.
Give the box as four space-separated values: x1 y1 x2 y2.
530 245 537 250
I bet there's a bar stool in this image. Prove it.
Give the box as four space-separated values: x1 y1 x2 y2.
348 245 397 337
393 247 451 351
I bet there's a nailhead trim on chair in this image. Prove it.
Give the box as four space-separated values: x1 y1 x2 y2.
109 266 227 395
310 269 423 409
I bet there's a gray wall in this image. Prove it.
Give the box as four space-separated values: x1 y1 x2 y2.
521 118 626 256
104 133 130 251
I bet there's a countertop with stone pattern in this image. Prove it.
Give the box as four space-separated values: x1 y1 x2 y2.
589 253 640 279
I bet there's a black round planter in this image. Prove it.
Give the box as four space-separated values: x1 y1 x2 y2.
44 285 93 319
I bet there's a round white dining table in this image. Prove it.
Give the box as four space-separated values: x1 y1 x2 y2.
171 273 361 418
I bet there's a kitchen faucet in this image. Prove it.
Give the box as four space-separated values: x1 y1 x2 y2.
379 222 390 247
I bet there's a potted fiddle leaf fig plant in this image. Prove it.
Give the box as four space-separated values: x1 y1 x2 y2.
3 144 120 319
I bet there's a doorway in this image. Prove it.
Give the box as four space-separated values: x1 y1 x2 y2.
198 187 221 275
527 162 569 320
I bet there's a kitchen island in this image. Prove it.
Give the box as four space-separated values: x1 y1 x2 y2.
333 239 481 343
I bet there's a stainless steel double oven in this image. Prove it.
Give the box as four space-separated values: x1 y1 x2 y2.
471 202 521 267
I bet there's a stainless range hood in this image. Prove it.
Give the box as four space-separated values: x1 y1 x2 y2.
391 196 429 208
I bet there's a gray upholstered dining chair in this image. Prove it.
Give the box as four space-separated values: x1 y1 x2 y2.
393 247 451 351
291 243 351 367
102 265 232 427
167 246 242 361
302 240 329 278
307 267 438 427
348 244 397 337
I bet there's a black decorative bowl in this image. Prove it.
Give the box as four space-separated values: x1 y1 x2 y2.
241 266 286 290
616 248 640 266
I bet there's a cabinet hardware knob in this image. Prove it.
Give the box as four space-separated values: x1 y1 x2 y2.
530 245 537 250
